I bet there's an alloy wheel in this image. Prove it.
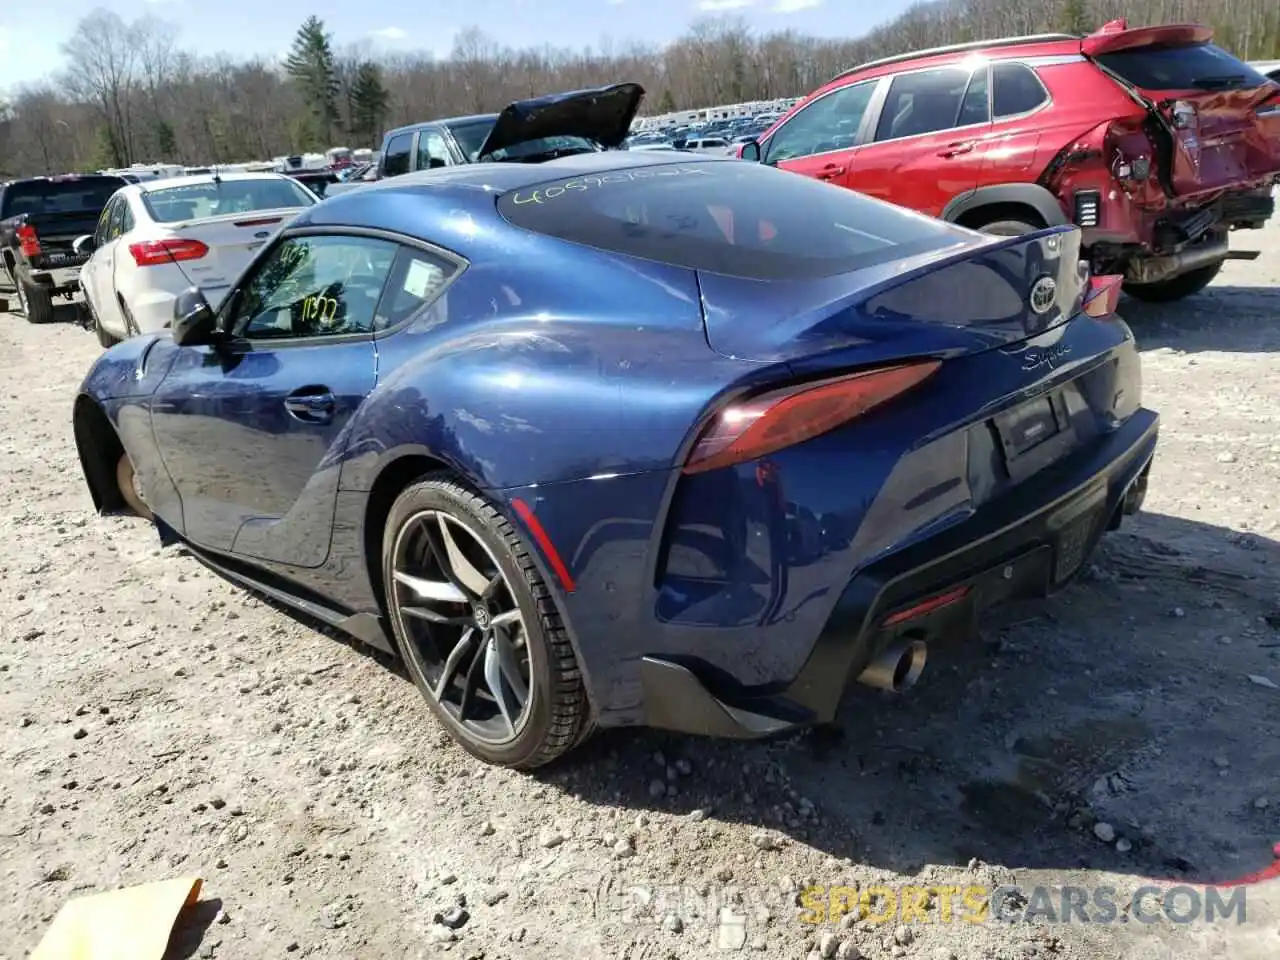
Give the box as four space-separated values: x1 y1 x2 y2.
390 509 532 744
116 453 152 520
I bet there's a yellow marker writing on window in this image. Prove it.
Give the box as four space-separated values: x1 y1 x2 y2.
301 294 339 324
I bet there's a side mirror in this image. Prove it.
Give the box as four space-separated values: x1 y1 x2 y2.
170 287 219 347
73 234 96 255
739 140 761 163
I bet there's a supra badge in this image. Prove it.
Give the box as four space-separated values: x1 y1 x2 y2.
1021 343 1072 372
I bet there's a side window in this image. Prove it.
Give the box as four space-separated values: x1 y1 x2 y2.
231 234 400 340
119 199 136 234
992 63 1050 118
957 68 990 126
94 198 117 245
764 81 877 164
107 197 128 239
416 130 452 170
382 133 413 178
874 68 972 142
374 248 458 331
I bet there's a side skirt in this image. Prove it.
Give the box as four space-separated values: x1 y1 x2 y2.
154 517 395 655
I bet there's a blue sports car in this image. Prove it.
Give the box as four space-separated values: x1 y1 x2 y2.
73 148 1158 768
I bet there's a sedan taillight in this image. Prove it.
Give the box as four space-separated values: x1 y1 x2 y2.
128 238 209 267
682 361 941 475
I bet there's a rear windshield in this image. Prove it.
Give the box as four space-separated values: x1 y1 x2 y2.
1096 42 1269 91
0 177 124 218
496 161 971 280
142 177 316 223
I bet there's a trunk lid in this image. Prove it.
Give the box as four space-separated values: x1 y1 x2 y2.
699 227 1089 365
159 208 303 300
1083 20 1280 196
477 82 646 159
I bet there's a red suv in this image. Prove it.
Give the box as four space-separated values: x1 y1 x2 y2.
741 20 1280 302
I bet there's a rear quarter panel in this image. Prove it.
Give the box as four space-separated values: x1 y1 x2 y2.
1017 58 1147 181
339 225 770 493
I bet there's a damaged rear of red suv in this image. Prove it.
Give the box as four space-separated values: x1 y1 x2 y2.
742 19 1280 302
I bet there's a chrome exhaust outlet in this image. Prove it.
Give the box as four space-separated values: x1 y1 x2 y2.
857 639 927 694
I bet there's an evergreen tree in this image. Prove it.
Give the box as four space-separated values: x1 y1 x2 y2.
284 16 340 147
656 89 677 113
349 62 390 148
153 120 177 160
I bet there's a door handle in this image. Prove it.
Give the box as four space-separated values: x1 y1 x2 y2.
937 141 976 158
284 390 336 423
817 164 847 180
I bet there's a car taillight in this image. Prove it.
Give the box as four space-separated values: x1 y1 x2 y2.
682 361 942 475
128 238 209 267
16 223 41 258
1083 274 1123 318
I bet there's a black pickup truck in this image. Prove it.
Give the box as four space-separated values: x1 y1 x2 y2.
0 174 126 323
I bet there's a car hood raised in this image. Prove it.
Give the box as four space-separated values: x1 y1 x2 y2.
477 82 645 158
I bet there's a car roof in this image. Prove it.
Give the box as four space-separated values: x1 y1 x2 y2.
299 151 733 248
136 172 294 192
384 114 499 139
829 32 1082 85
341 148 720 197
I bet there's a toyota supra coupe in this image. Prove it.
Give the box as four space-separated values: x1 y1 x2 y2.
73 150 1158 768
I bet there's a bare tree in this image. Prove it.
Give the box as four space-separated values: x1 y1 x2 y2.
59 9 143 165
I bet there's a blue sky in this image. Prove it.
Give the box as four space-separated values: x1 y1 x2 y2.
0 0 915 93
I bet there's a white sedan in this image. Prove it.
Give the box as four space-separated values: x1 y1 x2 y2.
75 172 319 346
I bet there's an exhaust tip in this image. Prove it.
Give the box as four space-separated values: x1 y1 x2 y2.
857 639 927 694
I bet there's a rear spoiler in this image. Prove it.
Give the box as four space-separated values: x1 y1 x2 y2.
1080 20 1213 58
166 207 304 231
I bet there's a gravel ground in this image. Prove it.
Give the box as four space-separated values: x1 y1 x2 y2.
2 221 1279 960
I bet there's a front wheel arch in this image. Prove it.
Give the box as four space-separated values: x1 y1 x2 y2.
73 395 127 514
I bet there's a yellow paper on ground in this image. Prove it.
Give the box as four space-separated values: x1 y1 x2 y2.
31 876 204 960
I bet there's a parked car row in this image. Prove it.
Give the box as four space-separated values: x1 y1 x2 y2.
1 21 1274 773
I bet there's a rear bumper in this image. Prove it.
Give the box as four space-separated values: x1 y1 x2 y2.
27 263 84 292
639 407 1159 739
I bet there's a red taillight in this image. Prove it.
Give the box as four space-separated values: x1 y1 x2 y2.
882 585 970 627
233 217 282 228
16 223 40 258
128 238 209 267
682 361 941 475
1083 274 1123 318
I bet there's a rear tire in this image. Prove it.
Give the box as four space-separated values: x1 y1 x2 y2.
88 299 118 348
381 476 589 769
15 271 55 324
976 219 1041 237
1122 261 1223 303
119 299 140 337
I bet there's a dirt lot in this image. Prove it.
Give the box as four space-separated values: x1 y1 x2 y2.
2 221 1279 960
